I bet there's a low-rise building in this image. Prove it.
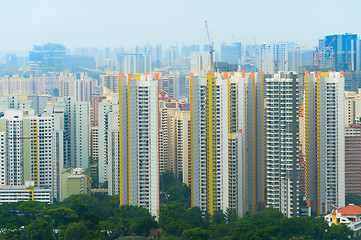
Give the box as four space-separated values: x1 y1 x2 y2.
60 168 90 201
325 204 361 231
0 181 51 203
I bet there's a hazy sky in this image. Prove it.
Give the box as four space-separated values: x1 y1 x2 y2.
0 0 360 51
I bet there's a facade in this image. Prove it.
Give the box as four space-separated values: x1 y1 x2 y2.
345 126 361 195
256 42 288 74
345 90 361 126
264 72 300 217
119 74 159 217
303 71 345 215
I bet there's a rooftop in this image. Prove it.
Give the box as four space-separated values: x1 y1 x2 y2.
338 204 361 215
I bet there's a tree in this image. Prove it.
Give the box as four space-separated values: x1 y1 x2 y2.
69 198 100 228
24 217 54 240
160 171 178 192
17 201 48 221
119 205 158 236
327 224 354 240
39 207 78 228
63 221 90 240
182 227 210 240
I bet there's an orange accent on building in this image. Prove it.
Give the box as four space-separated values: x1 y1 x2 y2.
305 71 309 75
239 129 242 133
260 71 264 76
250 72 255 78
223 72 229 79
209 71 214 75
241 71 245 77
155 73 159 80
229 72 234 75
340 70 344 76
128 73 132 80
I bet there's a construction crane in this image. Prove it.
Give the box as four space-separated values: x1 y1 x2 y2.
205 21 214 71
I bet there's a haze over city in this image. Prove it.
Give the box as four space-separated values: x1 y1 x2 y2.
1 0 360 50
1 0 361 239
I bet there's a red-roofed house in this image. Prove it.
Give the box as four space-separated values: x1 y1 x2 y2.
325 204 361 231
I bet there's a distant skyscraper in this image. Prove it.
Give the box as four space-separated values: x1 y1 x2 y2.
29 43 66 73
117 53 151 74
319 33 361 71
221 42 241 65
181 45 200 58
256 42 288 74
119 73 159 217
190 52 210 73
264 72 300 217
288 46 301 72
303 71 345 215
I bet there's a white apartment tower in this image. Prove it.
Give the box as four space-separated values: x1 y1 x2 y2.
304 71 345 215
228 71 265 216
264 72 300 217
98 97 118 184
119 73 159 218
190 72 229 214
0 110 55 199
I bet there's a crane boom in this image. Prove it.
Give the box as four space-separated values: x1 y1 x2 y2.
205 20 214 71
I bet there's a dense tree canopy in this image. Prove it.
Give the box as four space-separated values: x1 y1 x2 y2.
0 172 358 239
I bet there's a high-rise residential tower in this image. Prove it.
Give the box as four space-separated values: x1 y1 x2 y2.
264 72 300 217
303 71 345 215
190 71 265 216
119 73 159 217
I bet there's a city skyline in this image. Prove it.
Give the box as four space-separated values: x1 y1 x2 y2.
0 0 360 51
